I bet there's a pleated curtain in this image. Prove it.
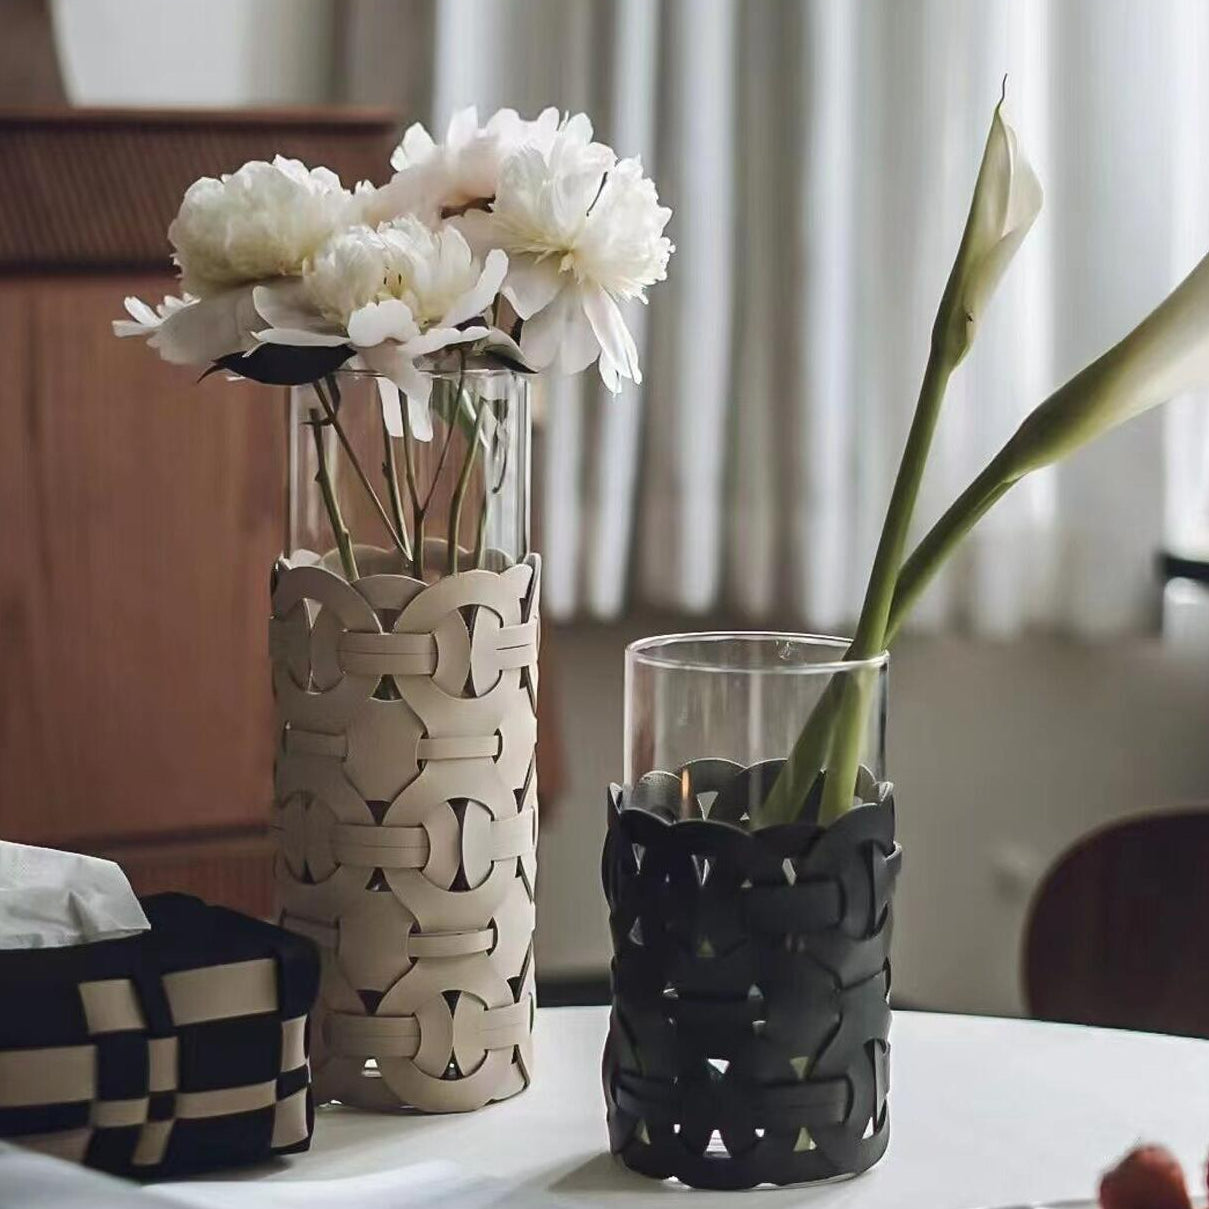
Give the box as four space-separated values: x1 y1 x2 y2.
341 0 1209 635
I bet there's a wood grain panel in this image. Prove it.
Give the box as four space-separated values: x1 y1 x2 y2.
96 830 275 920
0 274 283 844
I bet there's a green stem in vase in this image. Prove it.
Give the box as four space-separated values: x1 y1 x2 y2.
380 406 414 565
447 397 489 575
313 377 409 560
401 419 426 580
308 408 358 581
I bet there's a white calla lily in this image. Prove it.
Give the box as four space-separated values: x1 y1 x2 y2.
890 243 1209 633
934 90 1043 365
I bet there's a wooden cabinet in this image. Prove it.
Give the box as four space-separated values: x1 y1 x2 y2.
0 110 400 914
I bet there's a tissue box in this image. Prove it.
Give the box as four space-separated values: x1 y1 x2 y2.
0 894 319 1178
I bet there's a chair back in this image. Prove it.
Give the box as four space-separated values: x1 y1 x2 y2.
1024 810 1209 1037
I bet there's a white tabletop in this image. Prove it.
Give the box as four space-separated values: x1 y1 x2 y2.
183 1007 1209 1209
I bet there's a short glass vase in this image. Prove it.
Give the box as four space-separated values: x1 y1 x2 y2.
602 633 900 1189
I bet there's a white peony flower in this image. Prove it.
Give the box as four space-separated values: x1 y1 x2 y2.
168 156 354 297
364 106 561 226
253 218 508 437
467 115 673 391
112 288 260 366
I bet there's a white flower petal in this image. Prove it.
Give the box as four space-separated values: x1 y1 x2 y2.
123 296 160 326
407 387 434 442
582 284 641 389
519 284 599 374
252 280 341 337
440 248 508 328
376 376 408 439
151 287 259 365
403 324 489 359
347 298 420 348
391 121 436 171
253 327 350 347
446 106 480 150
503 255 565 320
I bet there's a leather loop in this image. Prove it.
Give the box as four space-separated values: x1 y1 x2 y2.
331 822 429 869
409 928 494 959
326 1011 421 1059
283 727 347 760
336 630 438 677
416 734 501 762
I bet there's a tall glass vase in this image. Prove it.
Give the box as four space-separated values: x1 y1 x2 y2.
271 368 538 1113
602 633 899 1188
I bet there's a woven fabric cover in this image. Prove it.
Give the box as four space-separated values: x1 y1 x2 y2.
0 894 318 1178
601 762 901 1189
270 552 540 1113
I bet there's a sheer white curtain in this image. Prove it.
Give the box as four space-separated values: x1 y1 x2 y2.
343 0 1209 635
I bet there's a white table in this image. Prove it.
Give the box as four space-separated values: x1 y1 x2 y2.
179 1006 1209 1209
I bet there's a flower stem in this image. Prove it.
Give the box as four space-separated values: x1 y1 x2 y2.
758 348 953 828
308 409 358 581
380 407 413 565
817 350 952 824
401 419 426 579
886 457 1017 643
448 399 488 575
312 378 408 560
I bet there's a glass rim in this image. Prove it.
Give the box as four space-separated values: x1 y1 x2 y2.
625 631 889 675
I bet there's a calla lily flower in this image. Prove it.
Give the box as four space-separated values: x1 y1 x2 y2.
934 89 1043 366
890 243 1209 634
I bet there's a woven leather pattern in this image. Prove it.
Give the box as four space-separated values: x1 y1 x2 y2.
602 763 900 1189
271 552 539 1113
0 895 317 1178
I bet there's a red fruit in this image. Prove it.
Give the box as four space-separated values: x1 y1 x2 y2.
1099 1145 1191 1209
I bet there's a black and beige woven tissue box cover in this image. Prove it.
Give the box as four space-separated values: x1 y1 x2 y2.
0 894 319 1178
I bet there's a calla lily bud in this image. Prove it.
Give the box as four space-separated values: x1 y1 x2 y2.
1006 246 1209 475
934 91 1043 367
890 243 1209 638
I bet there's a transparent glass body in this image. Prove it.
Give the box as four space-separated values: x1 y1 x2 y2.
624 632 888 800
286 368 531 579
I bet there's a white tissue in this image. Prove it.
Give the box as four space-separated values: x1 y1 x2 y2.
0 841 150 949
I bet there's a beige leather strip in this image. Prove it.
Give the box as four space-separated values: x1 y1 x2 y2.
493 619 538 651
478 1000 531 1050
268 617 311 662
283 727 347 759
148 1036 178 1093
337 631 437 676
271 1087 310 1149
326 1011 420 1059
282 912 338 950
92 1097 149 1128
409 928 494 959
491 808 537 860
20 1129 92 1163
175 1080 277 1119
132 1120 173 1167
331 822 428 868
281 1016 307 1072
0 1045 94 1107
80 979 145 1035
164 958 277 1025
416 734 501 762
492 643 538 670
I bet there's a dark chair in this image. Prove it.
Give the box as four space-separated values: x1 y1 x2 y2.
1024 810 1209 1038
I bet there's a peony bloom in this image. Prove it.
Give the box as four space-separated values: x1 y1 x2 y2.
168 156 354 297
112 289 261 366
468 114 673 391
253 218 508 435
365 106 561 227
